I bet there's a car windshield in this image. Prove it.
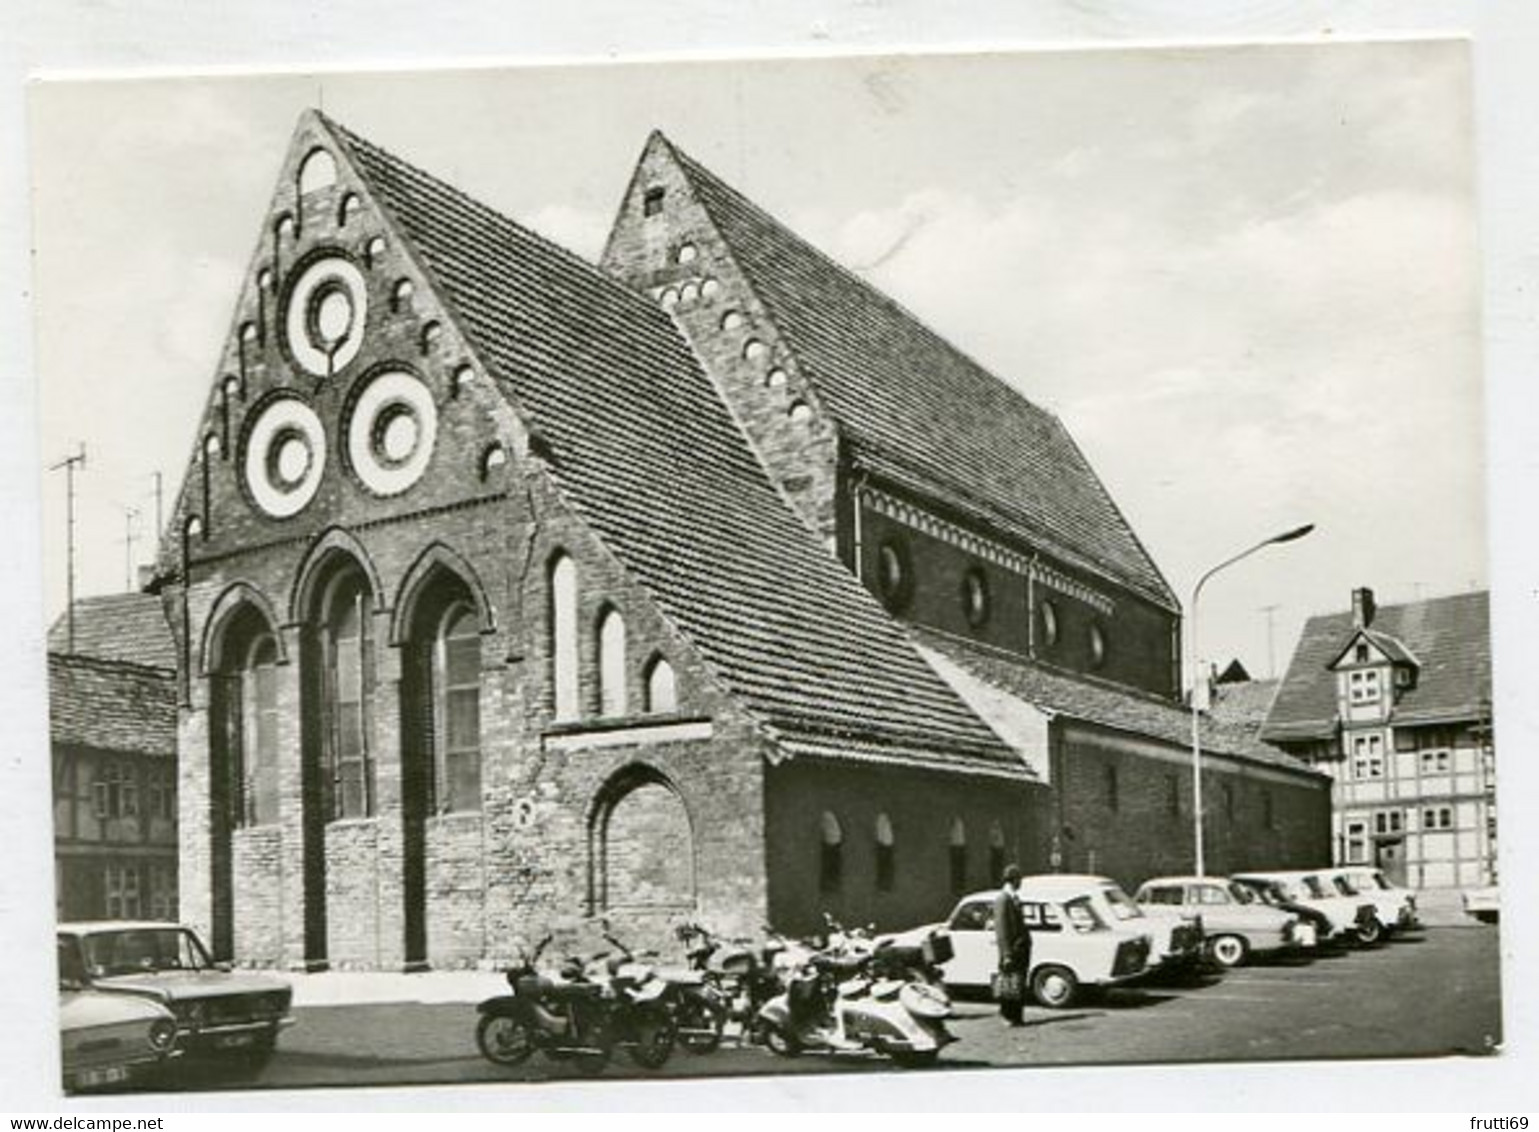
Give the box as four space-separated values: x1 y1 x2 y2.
79 929 213 977
1301 876 1330 899
1332 877 1359 896
57 938 88 989
1099 886 1143 921
1358 871 1391 891
1062 896 1107 933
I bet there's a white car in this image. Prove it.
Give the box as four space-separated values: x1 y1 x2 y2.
1233 871 1381 945
1134 876 1310 967
884 875 1155 1009
1326 868 1420 936
1463 885 1499 924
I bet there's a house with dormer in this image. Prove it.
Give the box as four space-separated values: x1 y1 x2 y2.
1262 588 1495 889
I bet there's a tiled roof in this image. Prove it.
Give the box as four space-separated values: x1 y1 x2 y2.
49 653 176 757
912 628 1320 775
665 140 1176 610
325 117 1024 774
1208 679 1280 727
47 593 175 670
1262 591 1491 742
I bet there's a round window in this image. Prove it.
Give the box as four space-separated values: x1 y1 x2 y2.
345 368 438 496
961 567 990 628
1089 623 1108 668
283 255 369 377
1039 600 1060 647
243 395 327 518
876 539 913 611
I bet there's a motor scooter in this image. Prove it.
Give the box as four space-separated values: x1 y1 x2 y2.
673 922 784 1051
756 918 954 1069
474 935 615 1076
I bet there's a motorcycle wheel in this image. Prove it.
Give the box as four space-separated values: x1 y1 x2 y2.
679 998 726 1054
625 1007 678 1070
476 1014 536 1067
763 1023 802 1058
892 1049 939 1069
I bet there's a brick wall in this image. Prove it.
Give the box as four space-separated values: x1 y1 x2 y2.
1050 720 1332 891
763 757 1051 936
601 138 843 545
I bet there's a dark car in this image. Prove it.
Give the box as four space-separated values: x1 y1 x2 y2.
58 922 294 1058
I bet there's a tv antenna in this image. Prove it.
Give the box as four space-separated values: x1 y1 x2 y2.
48 443 87 651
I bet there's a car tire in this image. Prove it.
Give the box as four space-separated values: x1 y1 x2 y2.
1354 919 1383 946
1207 935 1249 968
1030 964 1079 1009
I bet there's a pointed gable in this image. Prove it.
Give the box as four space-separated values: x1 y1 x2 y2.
324 117 1024 775
1263 591 1490 741
618 134 1176 610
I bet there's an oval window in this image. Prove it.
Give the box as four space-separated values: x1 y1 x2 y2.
1089 623 1108 668
961 567 990 628
876 539 913 612
1039 600 1059 647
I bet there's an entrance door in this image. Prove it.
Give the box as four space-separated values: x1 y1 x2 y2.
1375 838 1407 888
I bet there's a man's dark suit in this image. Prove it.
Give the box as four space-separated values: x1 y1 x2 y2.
993 886 1031 1023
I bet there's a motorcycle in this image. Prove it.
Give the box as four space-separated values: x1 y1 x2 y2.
475 935 616 1076
755 916 955 1069
592 926 679 1069
672 922 786 1051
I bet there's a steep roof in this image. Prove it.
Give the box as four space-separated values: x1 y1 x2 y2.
47 593 176 671
663 139 1176 610
1263 590 1490 742
325 116 1025 777
49 653 176 757
1209 679 1280 728
912 628 1318 775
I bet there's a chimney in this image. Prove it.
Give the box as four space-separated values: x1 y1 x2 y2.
1351 587 1376 629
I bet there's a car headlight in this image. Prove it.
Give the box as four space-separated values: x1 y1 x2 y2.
148 1019 177 1053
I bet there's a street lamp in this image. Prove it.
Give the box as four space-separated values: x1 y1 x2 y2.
1189 522 1314 877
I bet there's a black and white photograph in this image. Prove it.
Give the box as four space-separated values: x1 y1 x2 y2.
7 6 1535 1112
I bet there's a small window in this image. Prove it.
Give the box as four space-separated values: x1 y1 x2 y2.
364 236 386 267
1104 763 1119 812
766 368 788 389
596 607 628 718
948 818 967 895
659 287 680 310
643 187 665 217
1089 623 1107 668
1351 733 1385 780
961 567 989 629
788 401 813 424
645 655 678 714
679 281 700 305
453 364 475 396
337 193 361 227
721 311 744 332
743 339 769 363
988 821 1006 886
1039 600 1059 647
1165 773 1180 817
257 267 274 293
700 278 722 301
391 279 415 313
1349 669 1382 705
875 538 913 612
549 553 579 721
819 812 843 895
874 812 895 893
479 443 507 481
676 243 698 265
420 321 442 354
298 148 338 195
1355 643 1369 663
1345 821 1369 863
433 603 482 813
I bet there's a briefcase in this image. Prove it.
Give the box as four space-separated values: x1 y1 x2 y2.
991 969 1026 1003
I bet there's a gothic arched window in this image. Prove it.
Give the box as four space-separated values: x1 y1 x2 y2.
644 655 677 714
949 817 968 894
875 812 896 893
320 568 375 819
819 811 843 895
549 553 579 721
432 602 481 812
597 607 627 717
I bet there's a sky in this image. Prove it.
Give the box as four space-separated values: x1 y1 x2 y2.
28 41 1483 681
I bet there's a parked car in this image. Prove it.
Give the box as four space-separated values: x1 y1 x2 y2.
58 937 179 1092
1133 876 1310 967
1231 870 1380 945
1326 867 1420 936
882 874 1155 1009
1462 885 1500 924
57 922 294 1057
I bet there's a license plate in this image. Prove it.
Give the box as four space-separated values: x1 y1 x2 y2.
76 1064 129 1088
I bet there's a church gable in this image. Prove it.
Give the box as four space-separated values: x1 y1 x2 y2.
160 112 526 574
601 132 844 543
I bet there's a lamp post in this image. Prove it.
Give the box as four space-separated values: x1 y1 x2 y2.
1189 523 1314 877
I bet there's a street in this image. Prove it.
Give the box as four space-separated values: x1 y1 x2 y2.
119 923 1500 1094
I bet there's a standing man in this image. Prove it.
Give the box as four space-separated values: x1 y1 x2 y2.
993 864 1031 1026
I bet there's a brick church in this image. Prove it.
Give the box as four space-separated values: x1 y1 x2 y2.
151 111 1329 970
